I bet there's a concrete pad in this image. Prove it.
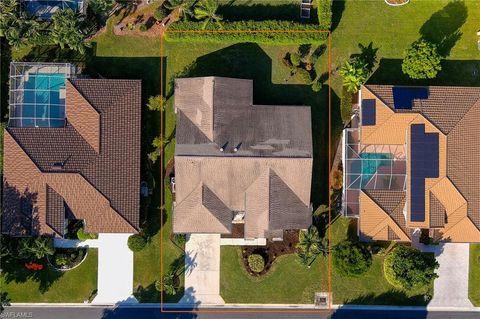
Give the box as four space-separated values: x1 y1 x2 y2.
180 234 225 305
428 243 474 308
91 234 137 305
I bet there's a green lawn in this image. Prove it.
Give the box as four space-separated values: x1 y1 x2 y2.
327 0 480 140
469 244 480 306
0 249 98 302
221 216 431 305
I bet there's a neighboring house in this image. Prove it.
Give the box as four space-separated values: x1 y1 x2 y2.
22 0 85 20
343 84 480 243
2 62 141 237
173 77 313 241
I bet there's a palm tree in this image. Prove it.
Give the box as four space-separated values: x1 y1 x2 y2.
18 237 55 260
194 0 223 30
162 271 177 295
338 58 368 94
296 226 328 266
163 0 195 21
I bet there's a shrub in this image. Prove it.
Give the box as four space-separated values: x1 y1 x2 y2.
384 245 439 289
333 241 372 277
55 255 69 267
339 58 368 94
297 68 313 84
127 22 135 30
77 228 98 240
24 262 44 270
340 86 353 123
311 81 322 92
154 6 169 21
128 234 147 252
402 39 442 79
89 0 115 16
139 24 148 32
248 254 265 273
317 0 332 31
18 237 55 260
173 233 186 246
166 20 327 44
290 53 301 67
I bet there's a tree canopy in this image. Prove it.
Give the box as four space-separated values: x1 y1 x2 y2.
384 245 439 289
333 241 372 276
402 39 442 79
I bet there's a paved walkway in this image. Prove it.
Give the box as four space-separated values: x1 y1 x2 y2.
422 243 474 308
54 234 137 304
179 234 224 305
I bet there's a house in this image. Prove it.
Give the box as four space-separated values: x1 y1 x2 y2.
343 84 480 243
2 62 141 237
22 0 85 20
173 77 313 242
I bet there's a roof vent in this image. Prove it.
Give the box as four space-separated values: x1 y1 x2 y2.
233 142 242 152
220 141 228 152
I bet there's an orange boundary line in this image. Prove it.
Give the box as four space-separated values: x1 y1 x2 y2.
160 29 332 313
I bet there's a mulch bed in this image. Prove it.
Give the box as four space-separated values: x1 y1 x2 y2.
221 224 245 239
241 229 299 276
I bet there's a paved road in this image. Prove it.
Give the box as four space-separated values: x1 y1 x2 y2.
3 306 480 319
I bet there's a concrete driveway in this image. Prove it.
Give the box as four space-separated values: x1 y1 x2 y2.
427 243 474 308
179 234 224 305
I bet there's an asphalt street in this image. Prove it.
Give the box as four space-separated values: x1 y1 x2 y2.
2 306 480 319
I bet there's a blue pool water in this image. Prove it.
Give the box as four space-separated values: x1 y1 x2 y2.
18 73 66 127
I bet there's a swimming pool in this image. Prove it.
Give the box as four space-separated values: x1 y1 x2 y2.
10 72 66 127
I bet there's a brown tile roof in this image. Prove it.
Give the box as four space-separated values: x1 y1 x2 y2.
3 79 141 235
46 185 65 236
174 77 313 237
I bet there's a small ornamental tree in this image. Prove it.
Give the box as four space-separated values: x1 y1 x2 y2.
88 0 115 16
247 254 265 273
402 39 442 79
162 271 178 295
147 95 166 111
127 234 147 252
384 245 439 289
339 58 368 94
290 52 301 67
18 237 55 260
333 241 372 277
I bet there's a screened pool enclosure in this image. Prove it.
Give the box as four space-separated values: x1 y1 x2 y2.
9 62 76 128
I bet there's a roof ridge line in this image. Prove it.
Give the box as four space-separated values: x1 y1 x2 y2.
447 97 480 136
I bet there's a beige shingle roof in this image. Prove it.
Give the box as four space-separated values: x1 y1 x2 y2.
174 77 313 237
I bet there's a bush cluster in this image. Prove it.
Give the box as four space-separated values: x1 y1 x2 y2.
317 0 332 31
333 241 372 277
76 228 98 240
402 39 442 79
384 245 439 289
248 254 265 273
166 20 327 44
340 86 353 123
128 234 147 252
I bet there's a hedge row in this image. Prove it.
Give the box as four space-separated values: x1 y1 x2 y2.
166 20 327 44
317 0 332 31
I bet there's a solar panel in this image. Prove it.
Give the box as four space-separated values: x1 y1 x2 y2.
362 99 376 126
392 87 429 109
410 124 439 222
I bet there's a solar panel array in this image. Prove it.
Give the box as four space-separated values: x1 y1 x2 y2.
362 99 376 126
410 124 439 222
392 87 429 109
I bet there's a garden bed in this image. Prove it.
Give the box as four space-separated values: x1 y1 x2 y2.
47 248 88 271
241 230 299 276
